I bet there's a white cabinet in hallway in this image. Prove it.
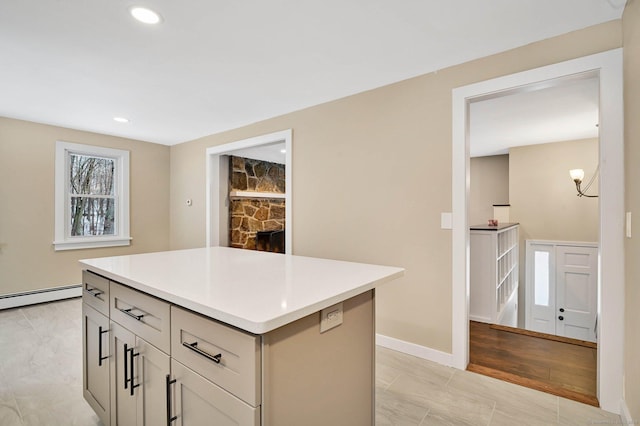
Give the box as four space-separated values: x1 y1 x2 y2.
470 223 519 327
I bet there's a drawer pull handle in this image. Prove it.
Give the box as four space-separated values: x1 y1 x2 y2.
85 287 104 298
166 375 177 425
119 307 145 321
98 326 109 367
182 341 222 364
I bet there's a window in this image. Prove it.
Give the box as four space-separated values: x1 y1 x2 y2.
54 141 130 250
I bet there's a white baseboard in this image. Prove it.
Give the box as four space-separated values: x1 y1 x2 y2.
621 399 634 424
0 285 82 310
376 333 455 367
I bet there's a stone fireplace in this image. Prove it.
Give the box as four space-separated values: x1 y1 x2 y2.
229 156 286 253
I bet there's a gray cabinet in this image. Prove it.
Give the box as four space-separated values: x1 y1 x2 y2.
109 283 171 426
82 303 110 426
82 270 111 426
83 270 375 426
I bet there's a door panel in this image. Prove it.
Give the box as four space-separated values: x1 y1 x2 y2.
137 338 170 426
83 304 110 426
526 243 556 335
556 246 598 342
111 322 137 426
172 359 259 426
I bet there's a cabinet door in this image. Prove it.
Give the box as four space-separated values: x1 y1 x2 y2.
83 304 110 426
136 337 170 426
110 322 137 426
171 360 260 426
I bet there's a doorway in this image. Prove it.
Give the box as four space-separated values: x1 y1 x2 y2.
206 129 293 252
451 49 624 412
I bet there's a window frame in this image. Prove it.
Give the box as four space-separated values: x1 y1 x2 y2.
54 141 131 251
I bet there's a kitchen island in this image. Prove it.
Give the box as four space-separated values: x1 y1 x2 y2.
79 247 404 426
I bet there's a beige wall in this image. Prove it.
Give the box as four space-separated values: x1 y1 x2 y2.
509 139 599 243
0 118 170 295
469 155 509 226
509 138 599 327
623 2 640 421
169 21 621 353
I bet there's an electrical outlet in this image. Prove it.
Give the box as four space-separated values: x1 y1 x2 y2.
320 302 343 333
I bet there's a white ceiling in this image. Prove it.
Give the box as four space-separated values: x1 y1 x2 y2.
470 76 600 157
0 0 625 146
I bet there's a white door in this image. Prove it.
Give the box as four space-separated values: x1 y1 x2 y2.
556 245 598 342
525 241 598 343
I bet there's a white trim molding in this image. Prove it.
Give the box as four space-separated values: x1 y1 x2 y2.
206 129 293 253
0 285 81 310
452 49 624 413
376 334 455 367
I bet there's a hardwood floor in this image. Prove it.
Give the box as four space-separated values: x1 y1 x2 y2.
468 321 598 407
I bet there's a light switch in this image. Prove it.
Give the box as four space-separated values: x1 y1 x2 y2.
441 212 452 229
626 212 632 238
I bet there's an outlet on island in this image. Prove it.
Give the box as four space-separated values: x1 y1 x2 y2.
320 302 343 333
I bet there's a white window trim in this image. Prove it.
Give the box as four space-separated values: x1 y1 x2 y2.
54 141 131 251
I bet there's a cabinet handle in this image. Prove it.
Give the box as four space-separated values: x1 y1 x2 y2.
129 345 140 396
98 326 109 366
182 341 222 364
165 375 177 425
119 307 145 321
124 343 129 390
85 286 104 298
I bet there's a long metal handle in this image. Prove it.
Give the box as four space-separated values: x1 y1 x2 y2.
98 326 109 366
182 341 222 364
165 375 177 425
119 307 145 321
129 346 140 396
85 286 104 298
124 343 130 390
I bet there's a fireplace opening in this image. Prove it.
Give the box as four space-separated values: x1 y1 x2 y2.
228 155 286 253
256 230 285 254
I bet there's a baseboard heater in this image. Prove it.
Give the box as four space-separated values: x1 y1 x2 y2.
0 284 82 310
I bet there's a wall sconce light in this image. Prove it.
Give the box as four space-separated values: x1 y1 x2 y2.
569 168 598 198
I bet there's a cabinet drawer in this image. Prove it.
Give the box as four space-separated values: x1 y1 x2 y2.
110 282 171 354
171 306 261 407
82 270 109 316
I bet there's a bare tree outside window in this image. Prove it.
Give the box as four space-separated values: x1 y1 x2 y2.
69 154 116 236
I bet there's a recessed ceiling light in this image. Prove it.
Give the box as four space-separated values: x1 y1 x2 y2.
113 117 129 123
280 149 286 154
130 7 162 24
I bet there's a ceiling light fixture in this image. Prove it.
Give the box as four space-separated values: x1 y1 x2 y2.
130 7 162 24
280 149 286 154
569 167 598 198
113 117 129 123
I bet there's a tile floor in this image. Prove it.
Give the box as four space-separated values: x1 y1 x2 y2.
0 298 623 425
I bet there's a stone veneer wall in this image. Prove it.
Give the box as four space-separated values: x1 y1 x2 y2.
229 156 285 250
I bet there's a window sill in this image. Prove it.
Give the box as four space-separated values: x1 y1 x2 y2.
53 237 132 251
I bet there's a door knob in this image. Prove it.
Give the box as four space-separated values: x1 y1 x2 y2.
559 308 565 312
558 316 564 321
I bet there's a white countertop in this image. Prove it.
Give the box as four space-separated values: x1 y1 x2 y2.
80 247 404 334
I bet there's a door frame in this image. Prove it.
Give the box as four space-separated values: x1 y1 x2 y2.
451 49 624 412
205 129 293 252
